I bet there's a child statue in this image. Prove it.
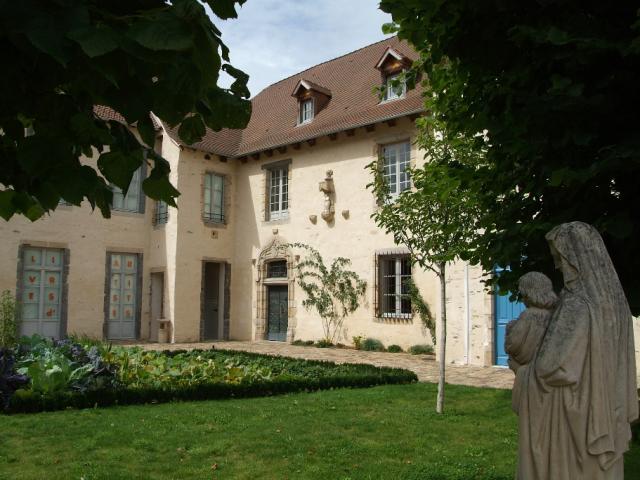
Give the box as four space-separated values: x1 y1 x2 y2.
504 271 558 412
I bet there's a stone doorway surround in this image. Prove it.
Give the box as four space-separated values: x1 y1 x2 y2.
253 233 297 342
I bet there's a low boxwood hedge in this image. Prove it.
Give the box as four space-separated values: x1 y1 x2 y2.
5 349 417 414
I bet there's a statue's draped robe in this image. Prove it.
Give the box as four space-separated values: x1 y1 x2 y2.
515 222 638 480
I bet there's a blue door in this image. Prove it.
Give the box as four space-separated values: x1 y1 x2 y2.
494 291 526 366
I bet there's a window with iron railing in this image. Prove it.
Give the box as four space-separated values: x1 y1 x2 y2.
154 200 168 225
204 172 225 224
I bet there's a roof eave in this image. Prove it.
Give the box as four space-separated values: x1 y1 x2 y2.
230 107 426 159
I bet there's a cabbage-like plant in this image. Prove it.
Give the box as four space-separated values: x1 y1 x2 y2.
0 349 29 408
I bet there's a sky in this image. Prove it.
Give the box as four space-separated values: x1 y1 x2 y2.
209 0 393 96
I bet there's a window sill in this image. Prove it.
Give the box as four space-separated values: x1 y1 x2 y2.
379 96 406 105
374 314 414 324
111 210 145 218
264 215 290 225
203 220 228 229
263 278 288 285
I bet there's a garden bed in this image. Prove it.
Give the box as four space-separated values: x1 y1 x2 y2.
1 336 417 414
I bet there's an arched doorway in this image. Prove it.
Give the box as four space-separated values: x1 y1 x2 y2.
254 234 297 341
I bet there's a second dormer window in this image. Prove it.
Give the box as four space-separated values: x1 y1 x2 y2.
299 98 314 124
383 73 406 102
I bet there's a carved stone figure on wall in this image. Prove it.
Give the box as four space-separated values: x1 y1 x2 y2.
319 169 335 222
508 221 638 479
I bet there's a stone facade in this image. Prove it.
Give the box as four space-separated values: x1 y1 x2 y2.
2 38 639 375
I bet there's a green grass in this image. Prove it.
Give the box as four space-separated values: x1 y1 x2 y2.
1 383 638 479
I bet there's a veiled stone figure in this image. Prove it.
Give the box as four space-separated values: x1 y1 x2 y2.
511 222 638 479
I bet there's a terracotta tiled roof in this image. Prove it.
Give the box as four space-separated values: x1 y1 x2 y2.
168 36 423 157
97 37 424 157
93 105 162 130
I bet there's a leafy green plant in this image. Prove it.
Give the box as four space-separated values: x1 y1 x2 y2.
290 243 367 344
0 349 29 409
387 344 403 353
14 336 117 395
406 279 436 345
380 3 640 314
291 339 306 346
0 291 20 347
1 0 251 221
352 335 364 350
409 344 435 355
315 339 333 348
362 338 385 352
5 347 418 413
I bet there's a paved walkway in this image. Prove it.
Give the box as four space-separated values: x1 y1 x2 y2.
138 341 514 390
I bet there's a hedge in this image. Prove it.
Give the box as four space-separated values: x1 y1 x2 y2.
5 349 418 414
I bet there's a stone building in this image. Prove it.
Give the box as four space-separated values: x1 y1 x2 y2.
2 37 637 370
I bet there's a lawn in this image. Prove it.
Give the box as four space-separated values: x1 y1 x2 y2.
2 382 638 480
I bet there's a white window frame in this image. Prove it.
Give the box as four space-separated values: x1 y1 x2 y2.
299 98 314 124
382 140 411 197
379 255 412 318
203 172 225 224
112 166 143 213
268 167 289 221
382 72 406 102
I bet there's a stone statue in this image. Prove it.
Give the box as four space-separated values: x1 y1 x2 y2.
319 169 335 222
507 221 638 479
505 272 558 412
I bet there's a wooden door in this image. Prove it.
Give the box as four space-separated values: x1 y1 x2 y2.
267 285 288 341
107 254 138 340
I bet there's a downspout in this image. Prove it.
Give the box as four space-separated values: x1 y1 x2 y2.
464 263 470 365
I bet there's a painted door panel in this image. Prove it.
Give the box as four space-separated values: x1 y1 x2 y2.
20 247 64 339
107 254 138 340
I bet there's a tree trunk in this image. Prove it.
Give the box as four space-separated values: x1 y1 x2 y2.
436 263 446 414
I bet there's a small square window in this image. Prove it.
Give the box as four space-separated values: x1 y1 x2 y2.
267 260 287 279
299 99 314 124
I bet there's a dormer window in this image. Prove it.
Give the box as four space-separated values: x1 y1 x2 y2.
299 98 314 124
383 73 406 101
376 47 412 103
292 79 331 126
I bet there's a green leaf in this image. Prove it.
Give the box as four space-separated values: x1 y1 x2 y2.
177 115 206 145
205 0 246 20
142 158 180 206
129 16 193 51
0 190 17 220
97 151 143 192
67 25 118 57
136 115 156 149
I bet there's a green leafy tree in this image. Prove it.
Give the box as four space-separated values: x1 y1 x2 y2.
290 243 367 345
0 0 251 220
367 121 481 413
380 1 640 312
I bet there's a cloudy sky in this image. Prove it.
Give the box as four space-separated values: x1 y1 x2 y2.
210 0 393 96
